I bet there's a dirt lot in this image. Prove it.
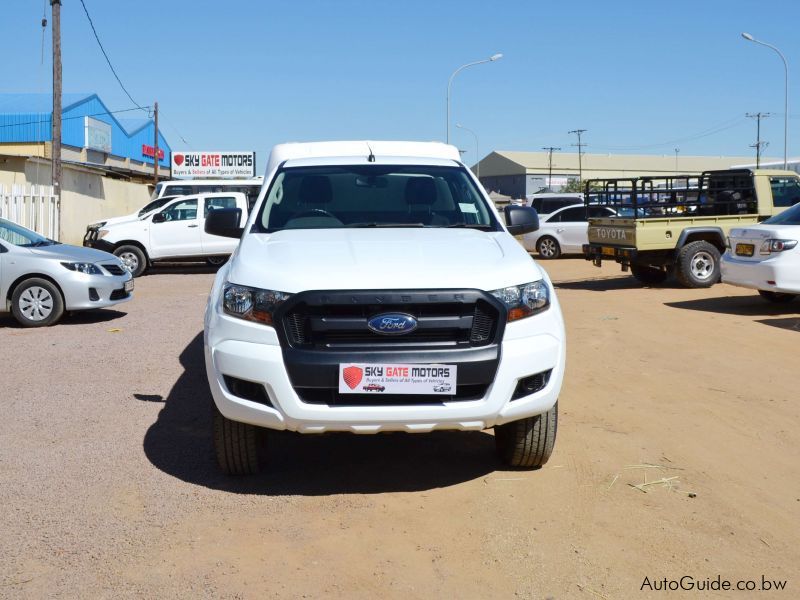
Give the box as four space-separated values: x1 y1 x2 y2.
1 259 798 598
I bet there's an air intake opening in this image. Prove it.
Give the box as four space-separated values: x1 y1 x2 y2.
223 376 273 407
511 369 552 400
88 288 100 301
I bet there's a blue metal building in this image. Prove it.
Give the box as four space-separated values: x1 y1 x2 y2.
0 93 170 169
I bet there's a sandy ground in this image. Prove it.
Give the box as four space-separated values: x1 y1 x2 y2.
1 259 798 599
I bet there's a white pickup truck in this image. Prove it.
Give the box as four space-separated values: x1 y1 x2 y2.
203 141 566 475
85 192 248 276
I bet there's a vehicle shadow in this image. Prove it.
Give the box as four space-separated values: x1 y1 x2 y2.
0 308 127 328
146 263 220 276
554 274 682 292
665 295 800 318
142 333 502 496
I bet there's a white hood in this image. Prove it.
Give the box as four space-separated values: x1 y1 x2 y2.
227 228 543 293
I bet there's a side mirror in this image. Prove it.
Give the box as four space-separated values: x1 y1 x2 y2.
504 205 539 236
152 212 167 223
206 207 244 239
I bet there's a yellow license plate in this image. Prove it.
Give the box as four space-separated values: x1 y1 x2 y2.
735 243 754 257
601 247 616 257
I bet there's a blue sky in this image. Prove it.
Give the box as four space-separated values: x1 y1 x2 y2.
2 0 799 170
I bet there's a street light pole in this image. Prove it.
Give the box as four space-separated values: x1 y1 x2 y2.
456 123 479 179
446 53 502 144
742 33 789 169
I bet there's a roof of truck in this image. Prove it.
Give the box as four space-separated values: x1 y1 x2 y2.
264 141 461 175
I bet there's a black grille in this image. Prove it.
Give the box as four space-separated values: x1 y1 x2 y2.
109 288 129 300
295 384 489 406
281 297 500 350
103 264 126 275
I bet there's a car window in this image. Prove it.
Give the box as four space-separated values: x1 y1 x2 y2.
769 176 800 208
205 196 238 216
530 198 544 212
0 218 56 247
587 206 615 218
763 200 800 225
138 196 174 217
161 199 198 222
553 207 587 222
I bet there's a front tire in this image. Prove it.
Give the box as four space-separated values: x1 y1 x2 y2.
536 236 561 259
675 241 721 288
206 256 228 267
630 264 670 285
11 278 65 327
495 402 558 468
758 290 797 303
114 245 148 277
212 402 260 475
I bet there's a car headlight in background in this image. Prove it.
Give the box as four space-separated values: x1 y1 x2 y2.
491 280 550 321
223 283 292 325
759 239 797 255
61 262 103 275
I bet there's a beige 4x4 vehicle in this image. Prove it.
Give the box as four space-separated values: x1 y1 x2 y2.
582 169 800 287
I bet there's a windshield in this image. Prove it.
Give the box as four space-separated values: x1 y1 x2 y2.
0 218 57 247
763 201 800 225
138 197 173 217
253 165 497 232
150 182 164 200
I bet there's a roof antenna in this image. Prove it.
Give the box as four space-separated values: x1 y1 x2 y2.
366 141 376 162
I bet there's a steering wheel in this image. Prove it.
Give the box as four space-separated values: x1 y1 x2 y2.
290 208 338 220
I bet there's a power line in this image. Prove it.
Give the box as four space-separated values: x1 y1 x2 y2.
593 116 747 151
78 0 148 114
0 106 152 130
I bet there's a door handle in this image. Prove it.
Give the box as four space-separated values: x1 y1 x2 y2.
187 224 199 228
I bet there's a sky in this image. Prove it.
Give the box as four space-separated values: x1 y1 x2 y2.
2 0 799 172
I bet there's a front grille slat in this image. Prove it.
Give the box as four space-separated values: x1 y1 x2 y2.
102 264 126 276
295 383 489 406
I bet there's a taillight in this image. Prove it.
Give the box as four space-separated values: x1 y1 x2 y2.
759 239 798 255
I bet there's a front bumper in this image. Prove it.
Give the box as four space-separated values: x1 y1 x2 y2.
583 243 638 265
204 291 566 434
720 254 800 295
61 269 134 310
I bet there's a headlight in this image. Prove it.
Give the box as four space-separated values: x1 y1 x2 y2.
759 239 798 254
89 221 107 230
490 280 550 322
97 229 110 239
222 283 292 325
61 262 102 275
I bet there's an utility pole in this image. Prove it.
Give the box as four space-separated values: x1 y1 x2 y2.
674 148 680 175
746 112 770 167
542 146 561 189
51 0 62 221
153 101 159 186
568 129 587 182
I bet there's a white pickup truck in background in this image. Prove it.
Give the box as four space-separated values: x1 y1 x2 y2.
85 192 248 276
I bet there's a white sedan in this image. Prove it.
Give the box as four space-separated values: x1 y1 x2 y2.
721 202 800 303
523 204 617 259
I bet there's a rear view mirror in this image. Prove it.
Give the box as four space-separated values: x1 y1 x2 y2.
504 205 539 236
206 207 244 239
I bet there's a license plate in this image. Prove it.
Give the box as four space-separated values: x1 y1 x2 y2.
124 279 134 292
339 363 457 395
735 243 754 257
601 246 616 257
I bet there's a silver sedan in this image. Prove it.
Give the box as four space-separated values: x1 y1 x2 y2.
0 218 133 327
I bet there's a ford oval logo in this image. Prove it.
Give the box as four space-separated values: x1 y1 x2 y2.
367 313 418 335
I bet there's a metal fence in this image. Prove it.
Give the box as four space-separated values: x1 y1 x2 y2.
0 184 60 240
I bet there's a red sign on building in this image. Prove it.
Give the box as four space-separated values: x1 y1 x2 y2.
142 144 165 160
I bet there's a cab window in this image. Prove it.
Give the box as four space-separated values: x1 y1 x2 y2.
205 196 238 216
161 199 198 221
769 176 800 207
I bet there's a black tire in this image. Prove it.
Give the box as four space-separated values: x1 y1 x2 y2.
11 277 65 327
675 241 721 288
495 402 558 469
206 256 228 267
212 402 260 475
536 236 561 259
758 290 797 303
630 264 670 285
114 245 148 277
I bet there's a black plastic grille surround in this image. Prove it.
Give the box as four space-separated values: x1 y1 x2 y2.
102 263 126 276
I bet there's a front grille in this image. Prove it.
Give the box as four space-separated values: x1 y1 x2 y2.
109 288 129 300
296 383 489 406
103 264 126 275
281 295 500 350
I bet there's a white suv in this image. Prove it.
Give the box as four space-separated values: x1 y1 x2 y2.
204 141 566 474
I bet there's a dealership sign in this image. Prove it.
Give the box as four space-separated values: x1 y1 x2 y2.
171 151 256 178
142 144 165 160
84 116 112 153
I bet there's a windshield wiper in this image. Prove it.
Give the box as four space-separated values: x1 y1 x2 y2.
347 222 426 228
443 223 494 229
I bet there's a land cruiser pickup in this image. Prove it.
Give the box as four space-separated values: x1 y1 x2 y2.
582 169 800 287
203 141 565 475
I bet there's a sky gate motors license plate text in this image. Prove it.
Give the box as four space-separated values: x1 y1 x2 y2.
339 363 457 395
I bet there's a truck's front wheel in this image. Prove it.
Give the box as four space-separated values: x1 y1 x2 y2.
212 402 260 475
630 264 670 285
495 402 558 468
675 241 720 288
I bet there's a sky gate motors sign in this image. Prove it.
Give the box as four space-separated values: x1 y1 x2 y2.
170 151 256 178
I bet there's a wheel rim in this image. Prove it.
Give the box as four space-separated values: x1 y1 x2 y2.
539 238 557 258
118 251 139 273
19 286 54 321
690 251 714 280
208 257 226 266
